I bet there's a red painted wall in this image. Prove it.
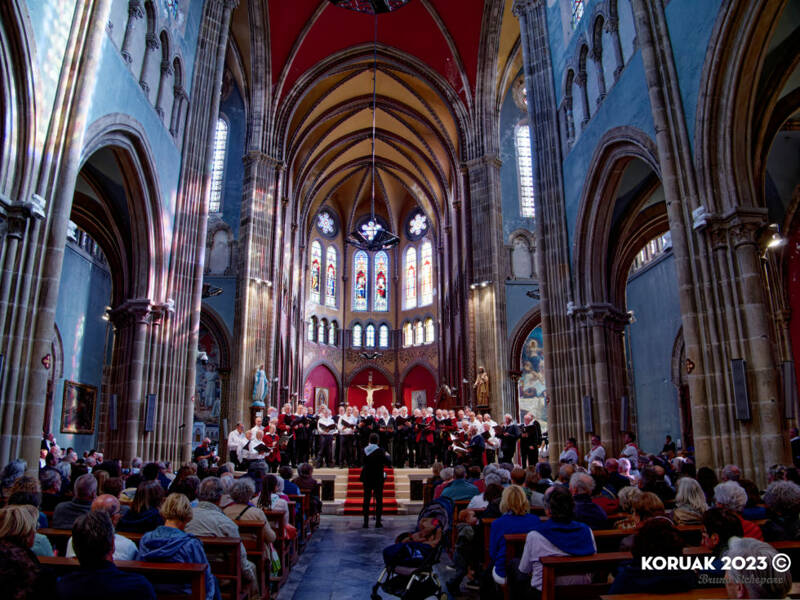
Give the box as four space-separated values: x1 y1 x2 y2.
402 365 437 411
303 365 338 409
789 227 800 395
347 369 393 410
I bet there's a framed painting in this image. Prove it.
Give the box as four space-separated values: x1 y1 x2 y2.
61 381 97 435
315 387 330 411
411 390 427 410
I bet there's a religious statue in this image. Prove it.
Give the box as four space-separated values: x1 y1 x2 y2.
252 364 267 407
356 371 389 408
474 366 490 408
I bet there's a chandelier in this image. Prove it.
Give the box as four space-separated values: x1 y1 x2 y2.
344 14 400 252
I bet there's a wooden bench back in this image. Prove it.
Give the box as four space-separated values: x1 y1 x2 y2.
38 555 207 600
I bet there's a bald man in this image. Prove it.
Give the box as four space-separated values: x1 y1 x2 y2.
66 494 138 561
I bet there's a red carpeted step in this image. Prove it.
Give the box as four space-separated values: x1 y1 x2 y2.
343 467 398 515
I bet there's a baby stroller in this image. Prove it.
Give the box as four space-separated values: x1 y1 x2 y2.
371 500 450 600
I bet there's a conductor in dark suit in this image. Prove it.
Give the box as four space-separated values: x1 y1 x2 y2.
361 432 391 528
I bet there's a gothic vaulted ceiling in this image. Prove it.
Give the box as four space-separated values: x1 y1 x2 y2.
228 0 521 239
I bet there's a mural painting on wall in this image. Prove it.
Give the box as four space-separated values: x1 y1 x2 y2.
412 390 427 411
315 388 329 410
161 0 189 36
519 326 548 433
195 325 221 425
61 381 96 435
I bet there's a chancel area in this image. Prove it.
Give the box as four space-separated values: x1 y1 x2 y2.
2 0 800 599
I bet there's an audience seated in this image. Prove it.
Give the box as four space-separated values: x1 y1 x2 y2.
589 465 619 514
556 464 575 487
125 462 169 492
52 473 97 529
427 462 444 488
441 465 480 502
39 468 63 512
467 473 502 510
760 480 800 542
184 477 257 596
671 476 708 525
639 465 676 502
0 505 55 599
740 479 768 521
447 509 481 595
468 466 485 493
0 459 26 500
487 485 541 587
66 494 138 561
479 483 505 520
223 477 276 545
697 466 719 504
6 475 48 530
279 467 300 496
534 462 554 492
569 472 608 529
57 511 155 600
615 486 643 529
292 463 321 516
715 480 764 541
608 517 696 595
433 467 454 499
137 492 218 600
169 475 201 508
721 464 742 482
605 458 631 493
117 480 165 533
517 485 596 593
723 537 793 599
701 507 744 572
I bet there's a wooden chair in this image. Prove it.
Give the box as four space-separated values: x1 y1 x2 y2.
235 520 268 600
263 509 290 593
201 537 245 600
38 556 207 600
288 493 311 541
39 527 72 556
449 500 470 550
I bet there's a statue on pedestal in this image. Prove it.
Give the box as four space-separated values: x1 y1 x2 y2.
474 366 490 408
252 364 267 407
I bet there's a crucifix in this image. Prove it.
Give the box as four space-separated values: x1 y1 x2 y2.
356 371 388 408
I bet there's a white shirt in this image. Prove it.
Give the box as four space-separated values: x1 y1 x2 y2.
338 416 357 434
249 425 264 438
559 447 578 464
227 429 247 452
584 444 606 465
620 443 639 463
317 416 336 435
518 529 596 590
67 533 138 561
467 493 488 511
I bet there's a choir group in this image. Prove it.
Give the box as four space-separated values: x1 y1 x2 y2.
224 404 546 472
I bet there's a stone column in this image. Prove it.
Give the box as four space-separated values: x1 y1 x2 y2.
21 0 112 475
155 59 173 120
464 155 513 417
590 46 607 103
605 15 625 81
120 0 143 65
138 32 159 98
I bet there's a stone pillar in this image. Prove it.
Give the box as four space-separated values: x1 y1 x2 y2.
605 15 625 81
464 155 513 417
590 46 607 103
21 0 112 475
155 59 173 120
120 0 143 65
138 32 159 98
170 86 188 139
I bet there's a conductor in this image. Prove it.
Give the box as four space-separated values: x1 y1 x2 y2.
361 432 391 529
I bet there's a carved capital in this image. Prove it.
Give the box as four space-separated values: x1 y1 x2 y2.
128 0 144 19
155 107 164 119
574 71 587 87
707 224 728 251
729 222 760 249
512 0 541 18
604 16 618 33
139 80 150 94
173 85 187 100
109 298 153 327
121 50 133 65
160 61 173 76
145 33 159 50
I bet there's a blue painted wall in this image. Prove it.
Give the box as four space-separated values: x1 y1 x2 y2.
218 84 246 239
625 253 682 453
202 276 237 335
52 245 113 454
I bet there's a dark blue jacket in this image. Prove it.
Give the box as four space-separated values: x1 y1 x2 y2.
56 561 155 600
573 494 608 529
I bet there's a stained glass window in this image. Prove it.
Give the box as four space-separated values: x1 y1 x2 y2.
571 0 585 29
420 241 433 307
318 319 327 345
352 323 363 348
402 322 413 347
515 124 535 218
310 241 322 304
408 212 428 238
374 251 389 311
209 118 227 213
317 211 335 236
379 324 389 348
328 321 337 345
424 318 434 344
308 317 317 342
325 246 337 307
414 320 424 346
405 247 417 309
353 250 368 311
365 324 376 348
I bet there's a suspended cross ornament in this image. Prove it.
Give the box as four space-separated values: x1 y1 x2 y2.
344 12 400 252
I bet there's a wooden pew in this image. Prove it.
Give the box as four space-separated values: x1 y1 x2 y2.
288 493 311 541
235 520 268 600
601 582 800 600
38 556 207 600
450 500 470 550
263 509 290 591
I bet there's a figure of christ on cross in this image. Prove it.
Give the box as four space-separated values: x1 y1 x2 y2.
356 371 389 408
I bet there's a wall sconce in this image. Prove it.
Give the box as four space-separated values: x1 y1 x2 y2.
469 280 491 290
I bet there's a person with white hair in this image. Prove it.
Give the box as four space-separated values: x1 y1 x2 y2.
761 480 800 542
569 472 607 529
714 480 763 541
721 464 741 482
671 477 708 525
724 536 792 599
467 473 503 510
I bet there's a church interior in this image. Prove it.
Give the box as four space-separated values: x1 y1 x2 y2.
2 0 800 598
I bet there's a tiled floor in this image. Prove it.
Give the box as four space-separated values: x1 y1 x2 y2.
277 515 452 600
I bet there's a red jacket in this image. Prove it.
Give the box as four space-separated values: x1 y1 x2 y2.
738 514 764 541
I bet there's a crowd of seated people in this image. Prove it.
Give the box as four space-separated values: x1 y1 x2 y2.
422 430 800 599
0 444 324 600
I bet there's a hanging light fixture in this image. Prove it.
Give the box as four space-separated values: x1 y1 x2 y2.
345 13 400 252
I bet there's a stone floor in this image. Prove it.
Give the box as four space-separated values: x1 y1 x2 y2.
277 515 455 600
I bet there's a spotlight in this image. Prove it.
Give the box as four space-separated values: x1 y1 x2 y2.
768 233 786 249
